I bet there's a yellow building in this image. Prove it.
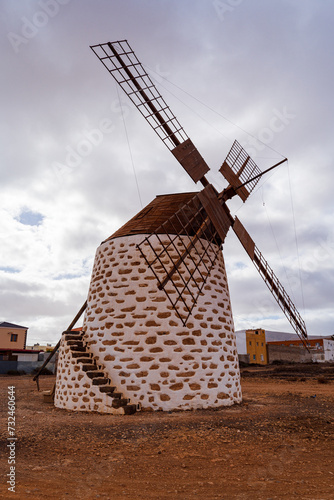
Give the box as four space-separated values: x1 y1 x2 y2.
246 328 268 364
0 322 28 350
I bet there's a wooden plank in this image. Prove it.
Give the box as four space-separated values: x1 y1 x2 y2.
197 184 232 242
233 217 255 260
219 161 249 202
172 139 210 183
107 192 197 240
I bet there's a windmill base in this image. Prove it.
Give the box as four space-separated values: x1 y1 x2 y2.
55 233 242 413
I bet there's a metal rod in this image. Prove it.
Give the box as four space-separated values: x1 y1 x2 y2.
236 158 287 191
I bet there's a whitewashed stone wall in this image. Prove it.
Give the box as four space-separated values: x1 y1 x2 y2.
56 233 242 412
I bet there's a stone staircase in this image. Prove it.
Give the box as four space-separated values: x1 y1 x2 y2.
64 330 139 415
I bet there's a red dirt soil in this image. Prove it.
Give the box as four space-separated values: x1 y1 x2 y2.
0 369 333 499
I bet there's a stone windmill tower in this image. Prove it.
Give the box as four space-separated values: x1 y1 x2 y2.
54 41 308 415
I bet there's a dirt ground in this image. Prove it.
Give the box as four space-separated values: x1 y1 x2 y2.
1 365 333 500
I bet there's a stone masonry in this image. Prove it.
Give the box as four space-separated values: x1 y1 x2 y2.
55 232 242 413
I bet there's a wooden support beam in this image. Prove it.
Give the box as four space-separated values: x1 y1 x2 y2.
233 216 255 260
158 184 232 290
33 301 87 387
197 184 233 241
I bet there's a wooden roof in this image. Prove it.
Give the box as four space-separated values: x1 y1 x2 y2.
105 192 199 241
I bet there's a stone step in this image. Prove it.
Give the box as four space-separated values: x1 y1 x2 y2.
99 386 116 394
66 331 139 415
70 346 86 352
67 340 84 347
74 356 93 362
81 363 98 372
71 352 91 359
63 330 83 335
92 377 109 386
85 371 104 379
109 392 122 399
64 334 83 341
123 404 138 415
112 398 129 409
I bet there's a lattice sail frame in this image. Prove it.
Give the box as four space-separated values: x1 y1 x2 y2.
220 140 262 202
90 40 188 150
233 217 308 345
137 194 223 326
254 246 308 344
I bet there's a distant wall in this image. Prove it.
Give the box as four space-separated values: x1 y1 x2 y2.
267 344 312 364
0 358 57 374
323 340 334 362
235 332 247 355
16 353 39 362
238 354 250 364
311 352 325 363
0 361 18 374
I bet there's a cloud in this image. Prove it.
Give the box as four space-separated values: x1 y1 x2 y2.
1 0 333 344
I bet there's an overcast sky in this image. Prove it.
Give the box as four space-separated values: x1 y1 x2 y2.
1 0 333 345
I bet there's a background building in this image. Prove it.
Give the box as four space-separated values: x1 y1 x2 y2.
0 321 57 374
245 329 268 365
235 329 334 364
0 321 28 350
267 336 334 363
26 343 54 352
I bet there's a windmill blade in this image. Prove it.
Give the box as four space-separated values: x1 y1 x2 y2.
137 191 225 326
232 217 308 346
197 184 233 241
220 140 262 202
91 40 210 184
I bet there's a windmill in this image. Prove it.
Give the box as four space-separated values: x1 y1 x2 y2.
90 40 308 345
54 40 308 415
